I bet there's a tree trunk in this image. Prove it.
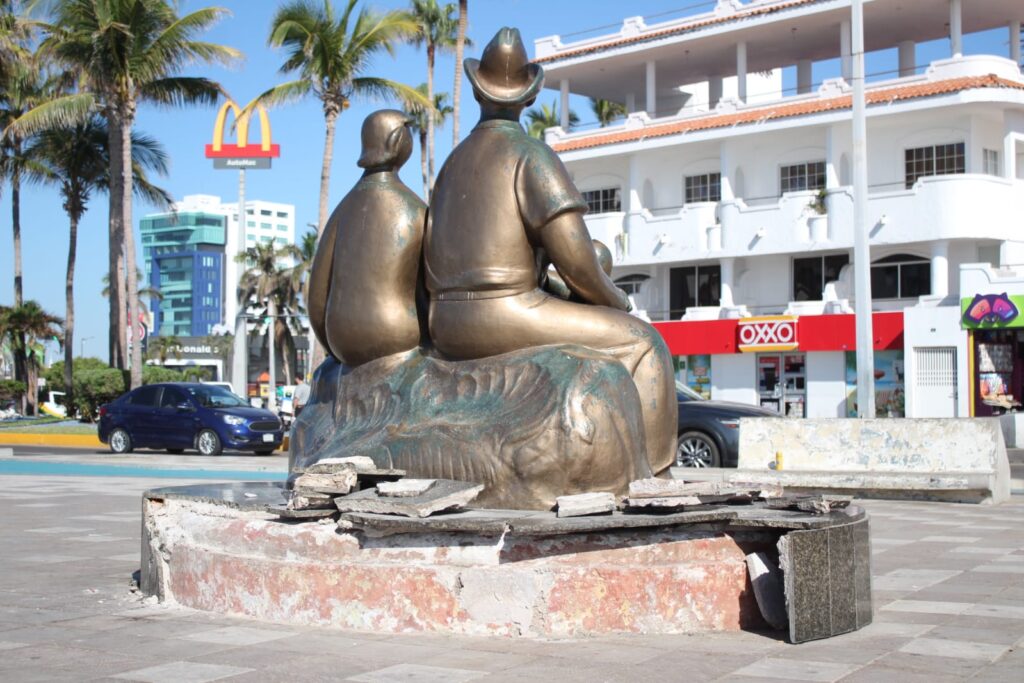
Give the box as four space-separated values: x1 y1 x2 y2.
277 320 292 391
453 0 467 146
11 137 27 414
105 112 127 370
267 297 277 413
64 206 80 415
426 43 436 197
309 104 339 374
121 101 143 389
419 128 429 199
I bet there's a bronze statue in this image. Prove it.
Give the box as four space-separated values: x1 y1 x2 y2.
424 28 678 474
307 109 428 367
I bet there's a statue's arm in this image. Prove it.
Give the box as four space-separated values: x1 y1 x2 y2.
540 213 629 311
307 214 338 354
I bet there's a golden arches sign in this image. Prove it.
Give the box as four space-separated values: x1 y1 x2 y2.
204 100 280 163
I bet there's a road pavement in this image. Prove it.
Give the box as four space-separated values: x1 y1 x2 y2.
0 451 1022 681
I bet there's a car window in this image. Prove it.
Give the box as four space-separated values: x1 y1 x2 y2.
675 382 704 402
159 387 188 409
186 385 249 408
128 385 161 407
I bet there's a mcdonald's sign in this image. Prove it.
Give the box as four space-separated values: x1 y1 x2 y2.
204 100 280 169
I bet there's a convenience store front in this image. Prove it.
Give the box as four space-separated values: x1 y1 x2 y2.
653 312 906 418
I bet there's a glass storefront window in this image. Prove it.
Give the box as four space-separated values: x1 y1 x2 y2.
845 350 905 417
673 355 712 399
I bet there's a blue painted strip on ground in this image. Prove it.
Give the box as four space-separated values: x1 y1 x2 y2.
0 459 286 480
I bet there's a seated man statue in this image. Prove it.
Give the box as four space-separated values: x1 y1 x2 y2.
307 109 428 368
425 28 677 474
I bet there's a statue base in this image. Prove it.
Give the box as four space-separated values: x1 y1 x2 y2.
140 483 872 642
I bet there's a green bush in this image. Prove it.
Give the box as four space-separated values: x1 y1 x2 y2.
0 379 26 402
73 368 127 421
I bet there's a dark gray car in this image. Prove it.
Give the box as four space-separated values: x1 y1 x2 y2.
675 383 779 468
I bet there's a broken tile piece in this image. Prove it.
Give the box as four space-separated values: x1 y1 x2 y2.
307 456 378 473
746 551 788 630
292 467 358 496
334 480 483 518
628 478 721 499
556 492 616 517
377 479 437 498
286 493 335 511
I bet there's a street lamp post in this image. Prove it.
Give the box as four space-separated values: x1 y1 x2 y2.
80 335 93 359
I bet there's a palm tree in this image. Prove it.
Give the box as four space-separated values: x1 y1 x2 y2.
0 300 62 415
591 98 626 127
451 0 466 146
410 0 458 194
404 85 452 198
526 100 579 139
147 335 181 365
102 270 164 307
236 241 303 411
294 228 318 306
260 0 425 239
27 116 170 409
19 0 240 388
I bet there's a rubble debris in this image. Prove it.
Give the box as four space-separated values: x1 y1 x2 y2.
306 456 379 473
746 551 788 630
626 478 767 509
334 480 484 518
286 493 335 511
765 494 852 514
292 465 358 496
378 479 437 497
556 492 616 518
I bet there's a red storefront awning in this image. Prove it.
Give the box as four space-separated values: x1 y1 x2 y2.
653 311 904 356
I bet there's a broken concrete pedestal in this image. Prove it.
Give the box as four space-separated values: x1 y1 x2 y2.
141 482 872 642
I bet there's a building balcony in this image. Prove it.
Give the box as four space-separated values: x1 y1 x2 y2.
587 173 1022 267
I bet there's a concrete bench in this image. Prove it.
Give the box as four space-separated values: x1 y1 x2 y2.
733 418 1011 504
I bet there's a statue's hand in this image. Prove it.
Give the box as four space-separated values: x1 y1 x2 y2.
616 288 632 312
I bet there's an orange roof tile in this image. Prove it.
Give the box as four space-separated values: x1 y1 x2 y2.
551 75 1024 153
536 0 821 65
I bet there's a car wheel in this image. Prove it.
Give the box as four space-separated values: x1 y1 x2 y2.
676 431 720 468
166 448 184 454
196 429 223 456
108 428 133 454
254 448 275 456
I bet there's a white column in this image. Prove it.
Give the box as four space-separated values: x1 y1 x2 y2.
719 142 735 201
645 61 657 115
736 41 748 103
708 76 723 108
559 79 570 129
1011 21 1021 67
625 92 636 113
949 0 963 58
825 125 840 189
930 240 950 298
851 0 875 418
720 257 735 307
797 60 813 94
625 154 643 241
898 41 916 77
840 19 852 82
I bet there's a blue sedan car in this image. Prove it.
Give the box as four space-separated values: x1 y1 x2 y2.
98 383 284 456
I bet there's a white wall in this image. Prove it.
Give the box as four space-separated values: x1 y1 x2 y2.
805 351 846 418
711 353 757 405
903 305 970 417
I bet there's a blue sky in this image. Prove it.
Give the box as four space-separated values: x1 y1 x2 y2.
0 0 1014 362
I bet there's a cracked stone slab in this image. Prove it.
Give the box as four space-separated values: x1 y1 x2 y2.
292 467 358 496
555 492 616 517
377 479 437 498
334 479 484 518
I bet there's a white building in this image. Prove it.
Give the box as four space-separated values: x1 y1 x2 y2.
536 0 1024 419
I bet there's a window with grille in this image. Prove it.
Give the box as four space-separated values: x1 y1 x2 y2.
983 148 1000 176
871 253 931 299
904 142 964 188
615 274 650 296
780 161 825 194
581 188 621 214
684 173 721 203
793 254 849 301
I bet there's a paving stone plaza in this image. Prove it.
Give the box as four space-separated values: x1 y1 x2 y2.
0 471 1022 682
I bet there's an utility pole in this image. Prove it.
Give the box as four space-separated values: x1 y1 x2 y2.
231 168 248 399
851 0 876 418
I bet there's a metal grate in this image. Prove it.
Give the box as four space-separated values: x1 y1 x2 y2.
915 347 956 388
249 420 281 432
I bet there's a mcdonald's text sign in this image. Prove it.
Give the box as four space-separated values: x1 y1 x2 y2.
737 316 799 352
205 100 280 167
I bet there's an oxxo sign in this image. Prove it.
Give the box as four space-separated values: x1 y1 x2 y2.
737 316 799 352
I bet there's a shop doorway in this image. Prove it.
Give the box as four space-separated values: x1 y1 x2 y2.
914 347 958 417
757 353 806 417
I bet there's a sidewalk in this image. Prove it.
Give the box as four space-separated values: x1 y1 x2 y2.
0 472 1022 682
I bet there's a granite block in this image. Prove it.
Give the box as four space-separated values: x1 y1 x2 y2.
829 523 857 634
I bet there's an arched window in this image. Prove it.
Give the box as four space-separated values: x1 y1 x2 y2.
615 274 650 296
871 253 930 299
